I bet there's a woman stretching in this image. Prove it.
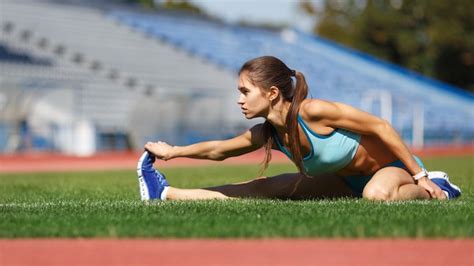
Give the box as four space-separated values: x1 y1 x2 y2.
137 56 461 201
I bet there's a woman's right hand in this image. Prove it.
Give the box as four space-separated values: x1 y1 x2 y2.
417 177 446 200
144 141 175 161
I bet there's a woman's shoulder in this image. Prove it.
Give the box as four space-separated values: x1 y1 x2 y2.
299 98 334 121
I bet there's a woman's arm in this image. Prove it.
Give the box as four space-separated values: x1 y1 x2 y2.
144 124 265 161
302 99 444 198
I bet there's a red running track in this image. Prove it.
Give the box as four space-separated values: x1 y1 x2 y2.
1 239 473 266
0 150 292 173
0 144 472 173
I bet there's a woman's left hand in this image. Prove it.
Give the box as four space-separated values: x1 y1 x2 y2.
417 177 446 200
144 141 174 161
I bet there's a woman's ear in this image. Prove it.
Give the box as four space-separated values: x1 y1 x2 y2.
268 86 280 101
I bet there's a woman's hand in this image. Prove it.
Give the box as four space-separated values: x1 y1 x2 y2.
417 177 446 200
144 141 175 161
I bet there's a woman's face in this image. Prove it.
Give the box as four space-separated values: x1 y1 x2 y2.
237 72 271 119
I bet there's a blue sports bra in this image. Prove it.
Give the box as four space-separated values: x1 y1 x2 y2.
273 115 361 175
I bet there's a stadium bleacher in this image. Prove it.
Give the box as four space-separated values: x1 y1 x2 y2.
0 0 472 154
108 8 473 144
0 0 246 154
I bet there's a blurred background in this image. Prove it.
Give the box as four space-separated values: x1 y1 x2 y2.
0 0 472 156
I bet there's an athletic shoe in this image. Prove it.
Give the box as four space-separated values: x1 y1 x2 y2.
136 151 169 201
428 171 461 199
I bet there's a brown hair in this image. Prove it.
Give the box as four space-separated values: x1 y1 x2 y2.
238 56 309 175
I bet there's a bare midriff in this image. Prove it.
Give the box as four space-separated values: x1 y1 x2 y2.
336 134 399 177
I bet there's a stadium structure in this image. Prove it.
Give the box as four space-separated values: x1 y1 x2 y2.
1 0 472 156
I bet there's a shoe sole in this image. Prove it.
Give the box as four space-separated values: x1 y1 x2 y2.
448 182 461 194
136 152 151 201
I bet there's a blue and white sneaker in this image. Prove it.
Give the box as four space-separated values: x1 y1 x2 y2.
136 151 169 201
428 171 461 199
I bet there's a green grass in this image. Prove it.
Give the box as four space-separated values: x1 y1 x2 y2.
1 156 473 238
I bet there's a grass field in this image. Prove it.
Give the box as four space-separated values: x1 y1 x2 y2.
1 156 473 238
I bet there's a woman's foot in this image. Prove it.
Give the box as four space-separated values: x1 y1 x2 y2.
136 151 169 201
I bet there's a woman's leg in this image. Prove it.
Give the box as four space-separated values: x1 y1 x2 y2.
166 173 355 200
362 166 435 201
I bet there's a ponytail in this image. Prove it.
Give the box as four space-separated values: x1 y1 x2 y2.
259 71 309 176
286 71 309 176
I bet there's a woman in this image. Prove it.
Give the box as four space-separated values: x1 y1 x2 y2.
137 56 461 201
